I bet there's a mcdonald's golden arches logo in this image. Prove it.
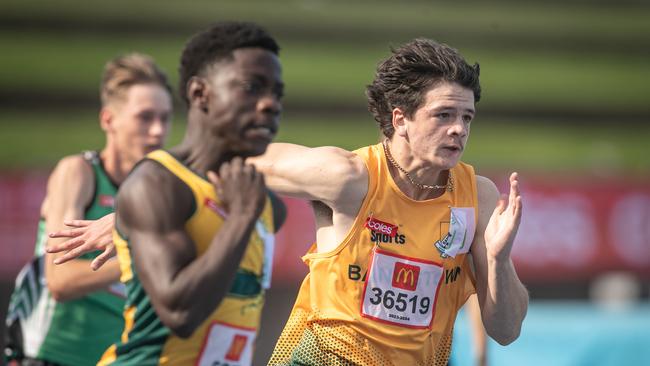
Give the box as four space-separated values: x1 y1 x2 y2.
392 262 420 291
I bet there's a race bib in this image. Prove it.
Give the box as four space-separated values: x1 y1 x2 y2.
197 322 256 366
361 248 443 329
435 207 476 258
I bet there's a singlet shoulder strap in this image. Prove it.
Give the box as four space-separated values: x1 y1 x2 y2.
144 150 208 195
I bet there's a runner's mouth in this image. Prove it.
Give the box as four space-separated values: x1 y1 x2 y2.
442 145 462 152
246 125 276 138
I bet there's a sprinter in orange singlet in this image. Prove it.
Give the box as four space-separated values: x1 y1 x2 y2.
256 39 528 365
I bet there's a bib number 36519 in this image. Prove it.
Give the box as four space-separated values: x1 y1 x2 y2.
361 248 443 329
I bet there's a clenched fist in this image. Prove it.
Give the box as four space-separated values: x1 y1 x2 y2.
207 157 266 219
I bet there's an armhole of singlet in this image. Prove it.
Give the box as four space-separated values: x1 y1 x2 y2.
465 164 479 255
303 147 379 259
268 190 286 233
81 151 98 214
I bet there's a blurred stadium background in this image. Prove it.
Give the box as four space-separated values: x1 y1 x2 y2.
1 0 649 364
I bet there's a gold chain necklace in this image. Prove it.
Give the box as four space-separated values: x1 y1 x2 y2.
383 140 454 192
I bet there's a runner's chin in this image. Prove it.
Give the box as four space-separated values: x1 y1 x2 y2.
242 130 274 156
142 144 162 155
245 128 275 145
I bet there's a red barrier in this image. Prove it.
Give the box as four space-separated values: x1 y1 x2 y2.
510 179 650 282
272 197 314 283
272 178 650 283
0 172 47 277
1 173 648 283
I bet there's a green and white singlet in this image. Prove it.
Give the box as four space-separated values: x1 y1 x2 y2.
6 151 126 366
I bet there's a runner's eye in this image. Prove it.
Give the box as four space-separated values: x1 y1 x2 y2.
240 80 263 95
138 111 155 123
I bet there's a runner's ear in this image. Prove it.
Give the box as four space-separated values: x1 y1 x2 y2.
99 107 114 133
392 108 408 137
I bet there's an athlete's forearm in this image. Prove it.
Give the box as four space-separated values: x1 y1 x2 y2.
481 257 528 345
148 213 258 337
45 258 121 301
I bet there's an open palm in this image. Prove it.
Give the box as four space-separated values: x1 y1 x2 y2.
484 172 523 261
47 213 116 270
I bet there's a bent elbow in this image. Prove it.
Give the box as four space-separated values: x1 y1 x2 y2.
489 325 522 346
47 281 75 302
170 323 196 339
48 288 68 302
162 310 198 339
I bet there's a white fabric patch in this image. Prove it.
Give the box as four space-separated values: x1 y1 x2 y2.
256 221 275 289
435 207 476 258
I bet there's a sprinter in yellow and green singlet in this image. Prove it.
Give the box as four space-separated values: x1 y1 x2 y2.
67 22 285 366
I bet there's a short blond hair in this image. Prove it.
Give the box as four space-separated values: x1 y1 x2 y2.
100 53 172 106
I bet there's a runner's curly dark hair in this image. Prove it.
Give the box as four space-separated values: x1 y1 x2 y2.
366 39 481 138
179 21 280 105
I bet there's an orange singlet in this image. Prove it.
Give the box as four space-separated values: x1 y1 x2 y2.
269 143 478 366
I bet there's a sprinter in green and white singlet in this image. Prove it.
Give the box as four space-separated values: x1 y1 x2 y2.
4 53 172 366
7 152 125 365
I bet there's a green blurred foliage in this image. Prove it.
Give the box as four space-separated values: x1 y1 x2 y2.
0 0 648 174
2 110 647 177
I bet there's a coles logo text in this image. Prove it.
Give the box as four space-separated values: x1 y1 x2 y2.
365 216 398 238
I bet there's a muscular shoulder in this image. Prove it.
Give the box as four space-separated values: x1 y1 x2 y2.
312 146 368 207
476 175 499 200
44 155 94 206
315 145 366 177
116 160 194 234
49 154 93 184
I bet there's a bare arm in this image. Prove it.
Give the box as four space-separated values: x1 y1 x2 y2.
48 143 366 264
471 173 528 345
47 192 285 269
118 158 266 338
465 294 488 366
250 143 367 211
43 155 120 301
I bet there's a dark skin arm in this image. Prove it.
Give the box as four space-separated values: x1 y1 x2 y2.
118 157 266 338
